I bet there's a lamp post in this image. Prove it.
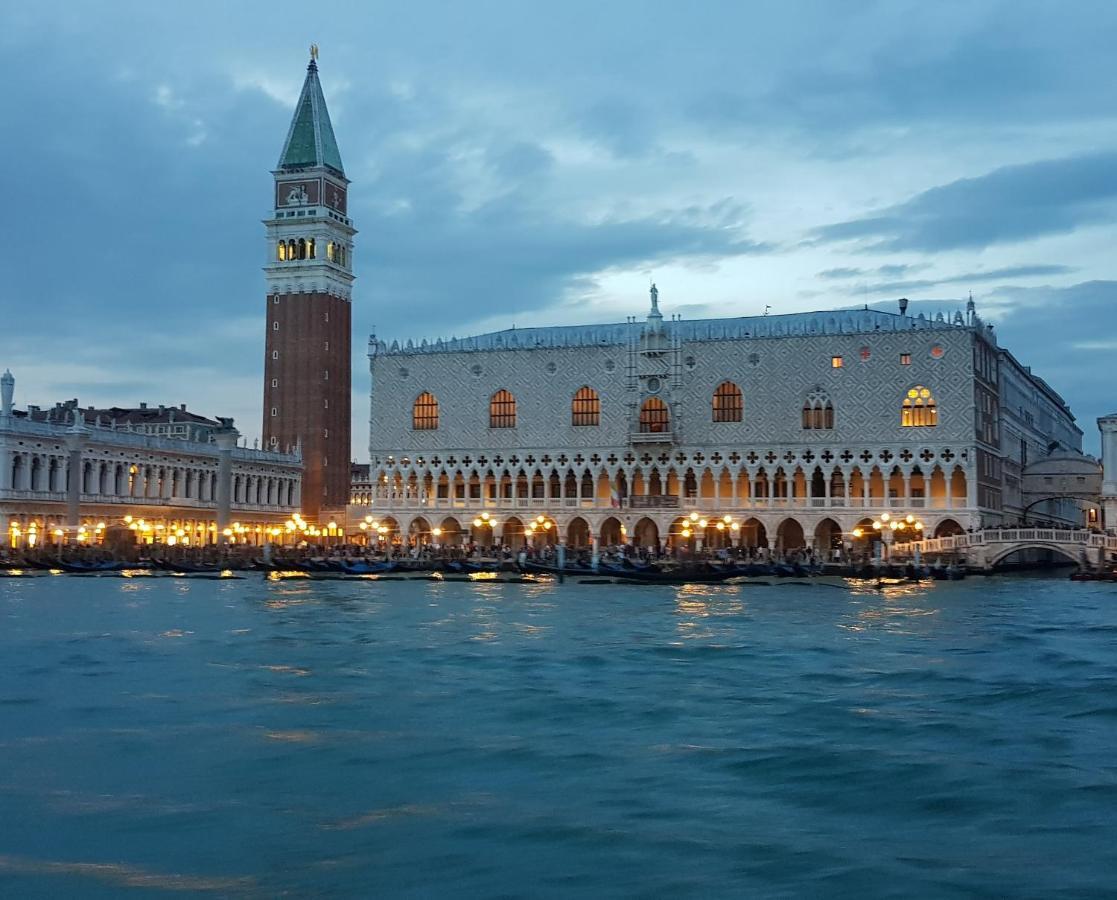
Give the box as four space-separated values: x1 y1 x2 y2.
871 512 924 564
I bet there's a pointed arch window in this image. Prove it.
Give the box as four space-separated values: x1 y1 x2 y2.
640 397 670 433
902 386 937 426
712 381 743 422
412 392 439 430
490 390 516 428
802 389 834 429
571 386 600 426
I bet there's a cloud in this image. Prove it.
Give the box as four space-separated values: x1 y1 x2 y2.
811 152 1117 252
818 263 922 280
855 264 1075 295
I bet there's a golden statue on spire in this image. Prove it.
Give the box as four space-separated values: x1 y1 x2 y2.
310 43 319 61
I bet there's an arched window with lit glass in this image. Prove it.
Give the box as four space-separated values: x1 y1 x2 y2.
571 386 600 426
277 241 287 261
412 392 439 430
802 389 834 429
490 389 517 428
640 397 670 433
712 381 743 422
901 386 937 426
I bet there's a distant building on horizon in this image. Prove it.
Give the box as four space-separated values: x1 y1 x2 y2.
262 50 355 522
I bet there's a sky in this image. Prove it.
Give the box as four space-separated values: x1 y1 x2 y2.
2 0 1115 456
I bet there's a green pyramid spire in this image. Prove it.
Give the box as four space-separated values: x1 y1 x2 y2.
277 56 345 176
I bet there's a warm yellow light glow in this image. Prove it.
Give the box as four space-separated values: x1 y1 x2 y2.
432 527 442 537
889 521 898 530
536 515 544 523
176 529 185 537
730 522 740 531
489 520 500 529
689 512 699 521
365 515 373 523
124 515 133 524
698 519 708 529
853 528 863 538
716 521 725 530
545 522 553 530
723 514 732 523
872 521 881 530
53 528 63 537
377 526 387 535
481 512 490 521
915 522 924 530
223 528 233 537
880 513 890 522
327 521 337 530
359 522 368 530
682 528 691 538
906 514 914 523
97 522 106 529
472 518 483 528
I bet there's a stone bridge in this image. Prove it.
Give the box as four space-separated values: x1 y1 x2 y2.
894 527 1117 571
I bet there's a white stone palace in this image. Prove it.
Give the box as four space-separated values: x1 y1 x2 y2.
354 289 1086 553
1 371 303 548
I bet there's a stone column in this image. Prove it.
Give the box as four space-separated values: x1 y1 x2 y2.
214 429 239 543
1099 415 1117 531
64 427 89 534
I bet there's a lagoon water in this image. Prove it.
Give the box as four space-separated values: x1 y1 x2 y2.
0 574 1115 898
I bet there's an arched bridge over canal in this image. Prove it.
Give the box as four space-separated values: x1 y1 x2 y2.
894 527 1117 572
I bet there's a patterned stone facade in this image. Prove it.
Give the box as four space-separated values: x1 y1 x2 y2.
356 291 1085 551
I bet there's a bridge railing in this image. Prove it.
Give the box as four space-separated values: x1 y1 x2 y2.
894 528 1117 558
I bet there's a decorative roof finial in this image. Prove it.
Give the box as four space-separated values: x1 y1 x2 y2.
310 43 319 61
650 282 660 313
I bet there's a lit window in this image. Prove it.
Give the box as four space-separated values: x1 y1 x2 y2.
930 344 945 359
640 397 669 433
831 356 843 368
413 392 439 430
860 346 870 361
277 242 286 261
901 386 937 427
297 238 307 259
490 390 517 428
327 241 335 262
711 381 743 422
571 386 600 426
900 353 912 366
308 238 316 259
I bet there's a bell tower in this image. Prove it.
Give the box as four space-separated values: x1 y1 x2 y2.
262 47 355 521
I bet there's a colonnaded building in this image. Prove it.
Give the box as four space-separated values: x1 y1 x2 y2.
0 372 302 549
354 287 1088 553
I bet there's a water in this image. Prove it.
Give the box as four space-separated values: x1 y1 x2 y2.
1 574 1115 898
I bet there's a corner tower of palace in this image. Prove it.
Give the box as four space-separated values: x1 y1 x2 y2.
262 50 355 522
361 287 1083 553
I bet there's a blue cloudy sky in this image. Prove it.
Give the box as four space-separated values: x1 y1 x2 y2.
3 0 1116 455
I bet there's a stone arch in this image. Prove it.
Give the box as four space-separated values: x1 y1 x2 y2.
814 517 842 553
567 516 591 548
633 517 659 549
934 518 964 538
740 517 768 549
600 516 623 546
408 516 431 544
776 517 806 551
438 516 464 546
988 544 1081 569
667 516 691 550
503 516 526 550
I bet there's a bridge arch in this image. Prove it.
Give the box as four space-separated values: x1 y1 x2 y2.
987 543 1083 569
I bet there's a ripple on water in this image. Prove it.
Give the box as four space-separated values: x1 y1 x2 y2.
1 575 1116 897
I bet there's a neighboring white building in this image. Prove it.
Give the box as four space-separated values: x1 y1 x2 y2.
357 289 1085 552
1 371 303 548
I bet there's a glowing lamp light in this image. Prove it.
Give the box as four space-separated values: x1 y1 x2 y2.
472 518 483 528
377 526 388 535
889 521 899 530
365 515 373 523
872 521 882 530
915 522 924 531
689 512 699 521
536 515 544 524
124 515 133 524
723 515 732 523
698 519 708 529
906 514 915 523
730 522 740 531
432 527 442 537
716 521 725 530
222 528 233 537
359 522 368 530
682 528 692 538
53 528 63 538
881 513 890 522
327 521 337 530
852 527 863 538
